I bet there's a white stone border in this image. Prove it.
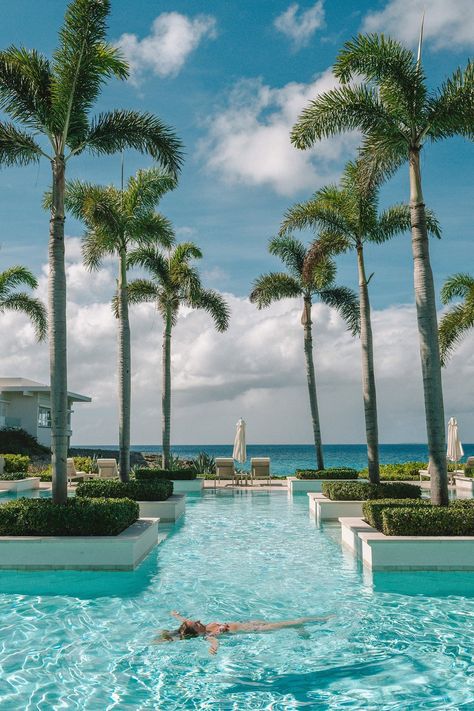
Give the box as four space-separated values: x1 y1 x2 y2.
340 516 474 571
0 477 40 492
287 477 358 494
308 493 364 520
138 494 185 523
0 518 159 570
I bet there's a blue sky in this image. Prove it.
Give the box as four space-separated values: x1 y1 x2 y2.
0 0 473 445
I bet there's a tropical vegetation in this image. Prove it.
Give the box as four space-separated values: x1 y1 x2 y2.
250 236 359 471
439 273 474 365
0 267 46 341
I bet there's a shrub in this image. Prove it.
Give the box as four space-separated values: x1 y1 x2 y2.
1 454 30 474
0 497 138 536
0 427 49 455
76 478 173 501
295 467 358 480
0 472 31 481
135 468 196 481
463 466 474 477
321 481 421 501
359 462 425 481
382 504 474 536
192 451 215 475
363 498 430 530
73 456 98 474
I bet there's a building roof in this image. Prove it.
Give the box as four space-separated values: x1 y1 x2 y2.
0 378 91 402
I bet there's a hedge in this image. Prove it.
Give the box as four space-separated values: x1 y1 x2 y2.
295 467 358 480
0 472 32 481
382 505 474 536
359 462 425 481
363 498 430 530
321 481 421 501
135 468 197 481
76 478 173 501
1 454 30 474
0 497 138 536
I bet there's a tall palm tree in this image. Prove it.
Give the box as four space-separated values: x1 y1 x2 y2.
279 161 441 483
64 168 176 481
127 243 230 469
0 266 47 340
291 34 473 505
439 274 474 366
0 0 182 503
250 236 359 471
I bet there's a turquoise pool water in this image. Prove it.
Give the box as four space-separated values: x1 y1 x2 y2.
0 491 473 709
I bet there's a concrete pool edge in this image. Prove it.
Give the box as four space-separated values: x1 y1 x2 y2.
0 477 40 492
308 493 364 520
138 494 185 522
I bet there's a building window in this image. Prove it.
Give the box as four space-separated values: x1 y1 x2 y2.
38 407 51 428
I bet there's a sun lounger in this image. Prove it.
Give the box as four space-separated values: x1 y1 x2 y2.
419 459 461 484
66 457 94 484
215 458 237 486
251 457 271 485
97 458 119 479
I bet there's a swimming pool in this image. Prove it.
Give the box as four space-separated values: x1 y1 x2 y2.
0 490 473 709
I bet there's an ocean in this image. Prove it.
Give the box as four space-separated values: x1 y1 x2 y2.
79 443 474 475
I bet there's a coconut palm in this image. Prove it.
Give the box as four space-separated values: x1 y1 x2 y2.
0 0 182 502
250 236 359 471
0 266 47 340
291 34 473 504
439 274 474 366
64 168 176 481
127 243 230 469
279 161 441 483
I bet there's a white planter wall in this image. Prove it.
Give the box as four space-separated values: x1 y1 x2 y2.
139 494 185 523
0 477 40 492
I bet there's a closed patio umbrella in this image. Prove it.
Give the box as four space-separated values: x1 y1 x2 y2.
447 416 464 481
233 418 247 464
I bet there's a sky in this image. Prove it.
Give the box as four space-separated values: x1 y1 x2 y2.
0 0 473 446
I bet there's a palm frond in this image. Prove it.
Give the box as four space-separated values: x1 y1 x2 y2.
130 212 175 249
440 273 474 304
65 180 122 239
439 303 474 366
0 47 53 131
250 273 302 308
374 203 411 243
302 235 348 283
0 265 38 295
127 246 170 288
84 110 183 176
319 285 360 335
0 121 43 165
124 168 177 215
81 229 114 270
171 242 202 268
268 236 306 277
0 292 47 340
425 60 474 142
126 278 158 305
188 288 230 332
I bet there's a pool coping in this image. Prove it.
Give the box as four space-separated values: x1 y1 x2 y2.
308 493 364 520
0 477 40 492
138 494 185 523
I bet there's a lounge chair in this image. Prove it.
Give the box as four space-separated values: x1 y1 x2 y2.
67 457 86 484
215 458 237 486
419 459 461 485
251 457 271 485
97 458 119 479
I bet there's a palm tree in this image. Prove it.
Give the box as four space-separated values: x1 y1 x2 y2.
250 236 359 471
64 168 176 481
0 266 47 340
0 0 182 503
291 34 473 505
127 243 230 469
279 161 441 483
439 274 474 366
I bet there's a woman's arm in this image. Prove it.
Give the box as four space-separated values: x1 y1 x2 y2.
206 636 219 655
170 610 186 622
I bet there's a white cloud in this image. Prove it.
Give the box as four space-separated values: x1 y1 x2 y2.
274 1 325 48
362 0 474 50
116 12 217 82
1 240 473 446
199 71 358 196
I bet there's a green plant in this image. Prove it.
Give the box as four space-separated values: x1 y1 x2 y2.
72 457 98 474
135 468 196 481
169 454 194 471
359 462 425 481
439 274 474 365
39 471 53 482
363 499 430 530
76 478 173 501
322 481 421 501
0 472 31 481
0 267 47 340
382 504 474 536
192 452 215 475
0 428 50 456
464 467 474 477
0 497 138 536
1 454 30 474
295 467 358 480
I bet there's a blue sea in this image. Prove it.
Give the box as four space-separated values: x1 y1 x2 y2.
80 443 474 475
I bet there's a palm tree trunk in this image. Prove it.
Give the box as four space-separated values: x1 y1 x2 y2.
117 249 131 482
49 155 68 505
162 304 172 469
356 245 380 484
409 148 448 505
302 296 324 470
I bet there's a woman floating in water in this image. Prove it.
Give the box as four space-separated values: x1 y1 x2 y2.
156 611 329 655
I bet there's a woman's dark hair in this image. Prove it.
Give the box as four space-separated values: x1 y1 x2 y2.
179 621 202 638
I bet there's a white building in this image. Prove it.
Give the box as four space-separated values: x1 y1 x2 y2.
0 378 91 448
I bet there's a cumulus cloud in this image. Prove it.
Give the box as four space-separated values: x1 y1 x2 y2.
362 0 474 50
116 12 217 82
274 1 325 48
199 71 358 196
2 240 473 446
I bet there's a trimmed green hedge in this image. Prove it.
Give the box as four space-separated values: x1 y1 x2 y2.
359 462 425 481
363 498 430 530
0 497 138 536
76 478 173 501
382 504 474 536
321 481 421 501
295 467 358 480
135 468 197 481
0 472 32 481
1 454 30 474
